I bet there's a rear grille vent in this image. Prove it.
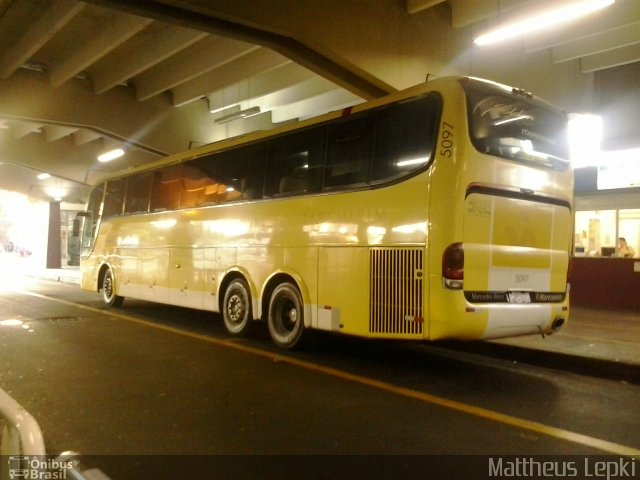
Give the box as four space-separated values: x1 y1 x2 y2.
370 248 424 335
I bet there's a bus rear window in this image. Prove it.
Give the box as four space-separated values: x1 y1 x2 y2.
465 86 569 170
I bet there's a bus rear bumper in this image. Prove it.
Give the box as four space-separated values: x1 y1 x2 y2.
477 302 569 339
430 285 570 340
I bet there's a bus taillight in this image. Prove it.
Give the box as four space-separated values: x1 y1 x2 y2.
442 242 464 290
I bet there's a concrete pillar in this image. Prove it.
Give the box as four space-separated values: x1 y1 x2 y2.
46 201 61 269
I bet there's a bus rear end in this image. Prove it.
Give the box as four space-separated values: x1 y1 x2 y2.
430 77 572 340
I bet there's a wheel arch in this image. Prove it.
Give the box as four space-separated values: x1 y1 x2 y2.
218 267 258 320
97 262 111 291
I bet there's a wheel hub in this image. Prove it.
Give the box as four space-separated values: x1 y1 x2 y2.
228 295 243 321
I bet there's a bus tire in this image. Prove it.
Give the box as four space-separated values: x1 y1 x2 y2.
102 268 124 307
222 278 253 336
267 282 305 349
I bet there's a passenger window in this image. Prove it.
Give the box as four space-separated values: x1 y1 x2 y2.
124 173 152 214
195 144 267 203
150 164 184 212
180 162 218 208
219 145 267 201
266 129 325 197
103 178 126 217
325 116 374 189
372 95 440 183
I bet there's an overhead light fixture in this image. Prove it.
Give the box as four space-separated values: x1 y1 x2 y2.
97 148 125 163
568 113 602 168
474 0 615 46
36 172 51 180
46 187 65 201
214 106 262 124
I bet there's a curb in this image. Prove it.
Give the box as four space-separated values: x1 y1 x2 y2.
26 272 80 286
55 275 81 286
439 340 640 385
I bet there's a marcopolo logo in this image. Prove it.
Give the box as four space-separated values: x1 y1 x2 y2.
8 456 72 480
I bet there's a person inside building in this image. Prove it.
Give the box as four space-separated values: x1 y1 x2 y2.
617 237 636 258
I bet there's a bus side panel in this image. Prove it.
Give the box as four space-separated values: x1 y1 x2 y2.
283 246 319 328
427 85 484 340
316 247 369 334
113 248 138 299
80 255 101 292
168 247 204 309
203 247 223 312
138 248 170 304
239 246 281 318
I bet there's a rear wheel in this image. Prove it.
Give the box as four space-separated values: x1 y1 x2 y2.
102 268 124 307
222 278 253 336
267 282 305 349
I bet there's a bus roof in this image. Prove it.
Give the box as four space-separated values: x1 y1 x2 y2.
100 75 560 183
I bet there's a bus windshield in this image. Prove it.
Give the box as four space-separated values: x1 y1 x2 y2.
464 81 569 171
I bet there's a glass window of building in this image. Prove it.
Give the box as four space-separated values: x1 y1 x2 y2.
574 209 639 258
618 209 640 258
574 210 616 256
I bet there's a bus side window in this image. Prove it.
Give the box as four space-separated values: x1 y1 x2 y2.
325 115 374 189
103 178 126 217
124 173 152 214
235 146 267 200
199 145 267 203
372 95 440 183
181 163 214 208
266 129 325 197
150 165 183 211
183 156 223 207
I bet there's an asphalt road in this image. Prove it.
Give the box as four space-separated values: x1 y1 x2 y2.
1 277 639 479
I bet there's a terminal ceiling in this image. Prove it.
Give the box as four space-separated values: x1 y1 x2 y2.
0 0 639 203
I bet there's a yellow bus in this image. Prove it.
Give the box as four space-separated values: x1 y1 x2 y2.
78 76 573 349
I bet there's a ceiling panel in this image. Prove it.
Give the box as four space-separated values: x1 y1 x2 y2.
0 0 638 202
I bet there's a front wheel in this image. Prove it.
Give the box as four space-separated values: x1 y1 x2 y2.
267 282 305 349
102 268 124 307
222 278 253 336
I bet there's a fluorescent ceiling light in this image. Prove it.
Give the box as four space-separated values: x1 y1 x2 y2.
36 172 51 180
46 187 65 201
97 148 125 163
568 113 602 168
474 0 615 46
